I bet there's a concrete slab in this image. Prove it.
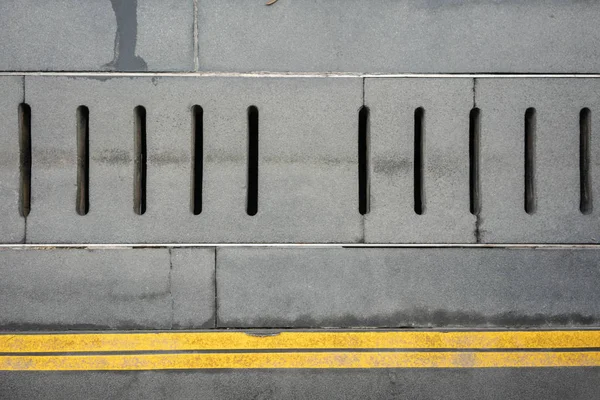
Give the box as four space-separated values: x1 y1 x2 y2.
198 1 600 73
0 248 215 330
217 247 600 328
477 79 600 243
0 77 25 243
364 78 476 243
24 76 362 243
0 248 171 330
2 368 599 400
0 0 193 71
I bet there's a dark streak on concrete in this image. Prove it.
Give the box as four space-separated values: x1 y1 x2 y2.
0 323 116 331
93 149 132 165
221 308 600 330
104 0 148 71
472 77 477 108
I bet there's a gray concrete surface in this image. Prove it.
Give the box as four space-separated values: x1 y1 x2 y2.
364 78 476 243
0 0 193 71
2 368 599 400
0 76 596 244
0 248 214 330
217 247 600 328
198 0 600 73
477 79 600 243
3 1 600 73
24 76 362 243
0 77 25 243
171 248 215 329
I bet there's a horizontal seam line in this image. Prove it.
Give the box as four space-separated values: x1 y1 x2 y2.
3 72 600 78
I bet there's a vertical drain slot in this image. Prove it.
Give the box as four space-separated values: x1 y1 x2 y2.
76 106 89 216
192 106 203 215
19 103 31 217
524 108 536 214
469 108 481 215
414 107 425 215
134 106 147 215
358 106 370 215
580 108 592 214
247 106 259 216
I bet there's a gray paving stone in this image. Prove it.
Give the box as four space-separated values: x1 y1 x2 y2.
217 247 600 328
24 76 362 243
477 79 600 243
0 249 171 329
171 248 215 329
198 1 600 73
0 248 215 330
0 77 25 243
0 0 193 71
2 369 599 400
364 78 476 243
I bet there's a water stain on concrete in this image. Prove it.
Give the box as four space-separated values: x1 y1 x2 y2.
104 0 148 71
222 309 599 329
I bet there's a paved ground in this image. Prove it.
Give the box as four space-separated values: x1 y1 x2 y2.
1 1 599 398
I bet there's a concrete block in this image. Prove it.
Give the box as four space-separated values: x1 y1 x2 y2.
0 247 216 330
364 78 476 243
0 0 193 71
477 79 600 243
24 76 362 243
198 0 600 73
217 247 600 328
0 248 172 329
0 77 25 243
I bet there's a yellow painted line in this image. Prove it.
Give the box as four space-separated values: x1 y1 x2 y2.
1 351 600 371
1 331 599 353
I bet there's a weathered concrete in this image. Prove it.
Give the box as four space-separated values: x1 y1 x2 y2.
0 248 214 330
24 76 362 243
217 247 600 328
0 77 25 243
0 0 193 71
477 79 600 243
171 248 215 329
2 368 599 400
198 0 600 73
364 78 476 243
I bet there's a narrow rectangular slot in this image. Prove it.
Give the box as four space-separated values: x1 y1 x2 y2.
414 107 425 215
76 106 89 216
247 106 259 216
192 105 203 215
524 108 536 214
19 103 31 217
133 106 147 215
580 108 592 214
358 106 370 215
469 108 481 215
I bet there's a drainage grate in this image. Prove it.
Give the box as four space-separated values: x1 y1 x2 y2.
0 76 597 244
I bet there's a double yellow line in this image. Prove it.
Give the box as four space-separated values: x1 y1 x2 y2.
1 330 599 370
